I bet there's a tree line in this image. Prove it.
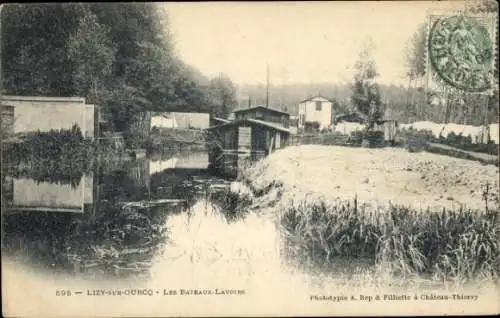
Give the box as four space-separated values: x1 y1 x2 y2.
1 3 238 146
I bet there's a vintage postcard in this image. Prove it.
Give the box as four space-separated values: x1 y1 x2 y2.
1 1 499 317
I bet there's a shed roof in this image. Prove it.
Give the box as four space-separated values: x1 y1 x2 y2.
207 118 290 134
211 117 231 124
233 105 289 116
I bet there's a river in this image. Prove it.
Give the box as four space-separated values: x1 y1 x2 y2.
1 150 236 280
1 149 327 315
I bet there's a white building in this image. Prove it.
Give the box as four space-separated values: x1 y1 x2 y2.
151 113 178 129
298 96 333 130
1 95 97 139
150 112 210 130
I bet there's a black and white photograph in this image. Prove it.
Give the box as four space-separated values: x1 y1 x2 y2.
1 1 499 316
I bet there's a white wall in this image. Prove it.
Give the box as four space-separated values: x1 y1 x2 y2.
151 115 178 129
1 96 95 138
150 112 210 130
298 97 332 129
334 122 365 135
174 112 210 129
149 158 178 176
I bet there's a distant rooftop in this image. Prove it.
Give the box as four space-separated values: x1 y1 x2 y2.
233 105 289 116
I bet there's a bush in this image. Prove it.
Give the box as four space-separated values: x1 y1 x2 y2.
321 132 350 146
349 130 364 145
0 125 128 179
363 130 384 147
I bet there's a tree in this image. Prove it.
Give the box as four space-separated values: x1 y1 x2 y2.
404 23 427 117
208 74 238 118
68 8 116 105
405 23 426 84
350 38 383 130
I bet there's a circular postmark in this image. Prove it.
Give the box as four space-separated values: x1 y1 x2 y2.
428 15 494 92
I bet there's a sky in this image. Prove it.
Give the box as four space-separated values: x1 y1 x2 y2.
164 1 465 86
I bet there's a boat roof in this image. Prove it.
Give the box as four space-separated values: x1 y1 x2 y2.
233 105 289 116
207 118 290 134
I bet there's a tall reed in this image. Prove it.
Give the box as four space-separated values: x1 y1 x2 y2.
280 198 499 285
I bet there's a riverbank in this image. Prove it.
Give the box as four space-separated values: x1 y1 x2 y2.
242 145 499 211
235 145 500 288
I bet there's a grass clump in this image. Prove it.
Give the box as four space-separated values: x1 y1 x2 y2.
280 198 500 286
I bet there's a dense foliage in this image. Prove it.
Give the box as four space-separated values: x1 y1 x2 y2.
4 124 93 166
1 3 237 146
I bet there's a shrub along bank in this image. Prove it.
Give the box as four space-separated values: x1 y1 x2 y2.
2 125 125 180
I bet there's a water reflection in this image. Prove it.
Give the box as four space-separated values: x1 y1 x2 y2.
1 150 231 281
5 175 94 213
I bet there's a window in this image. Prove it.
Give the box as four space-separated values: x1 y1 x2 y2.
255 111 263 119
315 101 322 111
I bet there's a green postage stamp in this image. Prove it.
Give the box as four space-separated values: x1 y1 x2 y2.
425 12 498 94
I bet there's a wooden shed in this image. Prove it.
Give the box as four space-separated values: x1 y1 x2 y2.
206 118 290 177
